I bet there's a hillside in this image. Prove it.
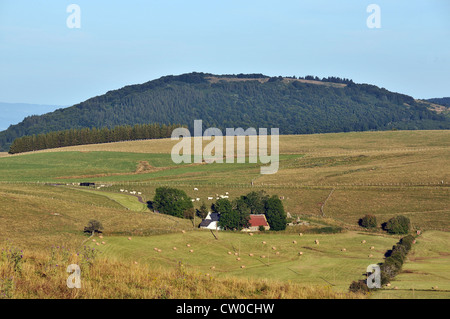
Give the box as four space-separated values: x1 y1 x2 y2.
0 72 449 152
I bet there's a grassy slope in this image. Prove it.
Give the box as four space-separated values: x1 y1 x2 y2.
0 130 449 298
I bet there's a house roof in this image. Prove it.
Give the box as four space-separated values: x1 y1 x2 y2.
200 219 212 227
249 214 269 227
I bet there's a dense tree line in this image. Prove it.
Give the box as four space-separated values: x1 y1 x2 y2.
1 72 449 151
8 123 183 154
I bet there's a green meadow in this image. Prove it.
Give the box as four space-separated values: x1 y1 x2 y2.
0 130 449 298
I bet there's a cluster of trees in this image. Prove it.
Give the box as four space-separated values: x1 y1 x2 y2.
8 123 183 154
1 72 449 152
359 214 411 235
152 188 287 231
211 191 287 231
349 234 416 293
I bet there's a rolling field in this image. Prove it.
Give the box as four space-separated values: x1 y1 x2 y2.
0 130 449 298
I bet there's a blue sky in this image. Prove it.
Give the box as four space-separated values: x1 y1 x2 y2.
0 0 449 110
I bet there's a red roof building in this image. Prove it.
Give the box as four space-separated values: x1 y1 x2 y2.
243 214 270 232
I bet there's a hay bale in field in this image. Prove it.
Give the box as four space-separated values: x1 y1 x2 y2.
249 233 254 236
368 254 373 258
187 244 191 247
314 239 319 245
341 248 346 252
102 241 106 245
299 233 303 236
261 255 266 258
236 257 241 261
181 230 186 234
262 241 266 245
134 261 138 265
154 248 158 251
189 249 194 253
275 252 280 255
173 247 177 250
293 240 297 244
227 251 232 255
361 240 366 244
157 249 162 253
298 252 303 256
210 266 215 270
249 253 254 257
92 239 96 242
272 246 276 250
128 237 132 240
96 242 100 246
370 246 375 250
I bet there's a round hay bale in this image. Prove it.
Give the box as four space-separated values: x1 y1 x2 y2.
134 261 138 265
173 247 177 250
272 246 276 250
154 247 158 251
186 244 191 247
96 242 100 246
386 283 391 287
262 241 266 245
361 240 366 244
210 266 215 270
241 265 246 269
99 235 103 239
298 252 303 256
368 254 373 258
370 246 375 250
293 240 297 244
227 251 232 255
432 286 438 290
249 253 254 257
102 241 106 245
261 255 266 258
234 252 238 256
189 249 194 253
182 230 186 234
128 237 132 241
341 248 346 252
314 240 319 245
275 251 280 255
249 233 254 236
393 286 398 290
92 239 96 242
236 257 241 261
299 233 303 236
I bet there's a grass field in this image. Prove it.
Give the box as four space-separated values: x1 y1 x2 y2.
0 130 449 299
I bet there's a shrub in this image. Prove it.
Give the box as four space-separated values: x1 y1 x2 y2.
359 214 377 228
384 215 411 234
349 280 369 294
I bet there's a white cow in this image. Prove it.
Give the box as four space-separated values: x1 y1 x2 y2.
193 188 198 191
207 197 213 200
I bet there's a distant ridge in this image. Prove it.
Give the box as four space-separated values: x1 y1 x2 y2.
0 72 449 151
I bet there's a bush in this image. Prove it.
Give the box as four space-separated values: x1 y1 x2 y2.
349 280 369 294
153 187 193 218
359 214 377 228
384 215 411 234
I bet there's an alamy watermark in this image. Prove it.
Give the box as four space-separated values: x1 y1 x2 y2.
66 264 81 289
366 264 381 288
171 120 279 175
66 4 81 29
366 4 381 29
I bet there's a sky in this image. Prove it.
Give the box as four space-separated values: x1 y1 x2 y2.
0 0 449 119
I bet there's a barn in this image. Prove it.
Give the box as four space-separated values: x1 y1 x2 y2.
242 214 270 232
80 182 95 187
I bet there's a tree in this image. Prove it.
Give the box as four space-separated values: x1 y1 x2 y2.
359 214 377 229
264 195 287 231
214 198 250 230
84 219 103 234
241 191 268 214
384 215 411 234
153 187 193 218
197 202 209 219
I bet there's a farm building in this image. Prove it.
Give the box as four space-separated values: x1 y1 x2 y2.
199 212 222 230
242 214 270 232
80 182 95 187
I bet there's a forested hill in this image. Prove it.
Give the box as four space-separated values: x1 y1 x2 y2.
1 72 449 151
